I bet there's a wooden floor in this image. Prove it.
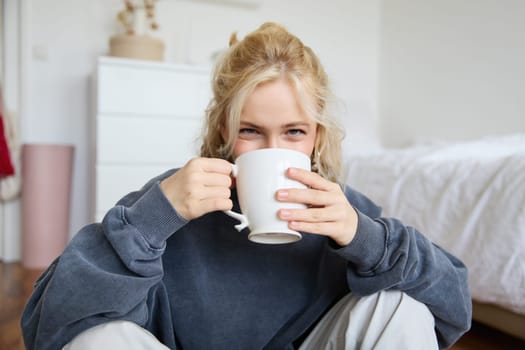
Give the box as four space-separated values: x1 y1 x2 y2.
1 262 524 350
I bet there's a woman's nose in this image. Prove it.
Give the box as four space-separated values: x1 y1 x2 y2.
266 137 282 149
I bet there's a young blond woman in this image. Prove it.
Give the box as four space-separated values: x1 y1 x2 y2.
22 23 471 350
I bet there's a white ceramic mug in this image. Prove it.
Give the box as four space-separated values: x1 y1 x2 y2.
224 148 311 244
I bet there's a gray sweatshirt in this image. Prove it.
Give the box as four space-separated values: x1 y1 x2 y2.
21 169 471 350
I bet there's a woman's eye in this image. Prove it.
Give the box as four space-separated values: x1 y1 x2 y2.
287 129 306 136
239 128 260 139
239 128 258 135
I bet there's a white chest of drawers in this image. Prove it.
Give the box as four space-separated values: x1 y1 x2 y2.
92 57 211 221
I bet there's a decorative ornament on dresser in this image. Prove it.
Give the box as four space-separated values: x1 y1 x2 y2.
109 0 165 62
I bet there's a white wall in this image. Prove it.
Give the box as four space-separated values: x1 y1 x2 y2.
2 0 380 260
379 0 525 147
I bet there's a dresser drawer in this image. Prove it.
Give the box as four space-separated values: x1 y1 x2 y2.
95 164 178 220
97 61 211 116
96 114 202 164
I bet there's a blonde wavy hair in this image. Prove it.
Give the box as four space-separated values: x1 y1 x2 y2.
200 22 344 183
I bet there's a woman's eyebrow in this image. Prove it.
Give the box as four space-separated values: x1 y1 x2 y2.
283 122 311 128
238 121 311 129
239 121 260 128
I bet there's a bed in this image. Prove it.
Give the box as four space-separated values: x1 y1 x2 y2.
343 133 525 339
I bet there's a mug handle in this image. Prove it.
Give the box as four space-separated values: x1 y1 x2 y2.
224 209 249 231
223 163 249 231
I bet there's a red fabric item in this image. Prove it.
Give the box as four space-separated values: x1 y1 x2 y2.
0 114 15 177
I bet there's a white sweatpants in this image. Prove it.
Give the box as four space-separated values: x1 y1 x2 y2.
63 291 438 350
298 291 438 350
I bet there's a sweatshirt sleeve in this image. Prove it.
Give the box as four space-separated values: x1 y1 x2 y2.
334 186 472 349
21 170 186 350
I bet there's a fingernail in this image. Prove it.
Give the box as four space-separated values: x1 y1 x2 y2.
277 190 288 200
280 209 291 218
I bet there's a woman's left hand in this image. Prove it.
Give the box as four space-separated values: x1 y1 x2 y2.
276 167 358 246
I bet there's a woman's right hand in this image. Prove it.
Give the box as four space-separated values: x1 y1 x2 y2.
160 157 234 220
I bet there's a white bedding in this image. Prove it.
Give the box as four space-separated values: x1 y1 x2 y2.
344 134 525 315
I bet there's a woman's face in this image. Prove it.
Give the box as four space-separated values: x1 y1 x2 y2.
230 78 317 160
